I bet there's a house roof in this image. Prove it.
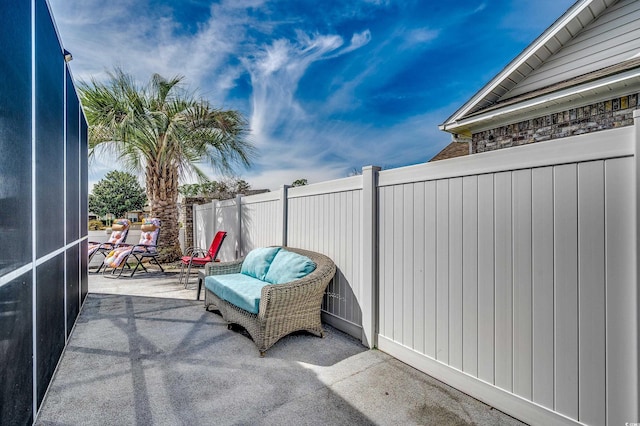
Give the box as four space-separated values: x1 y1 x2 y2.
440 0 624 135
428 141 469 162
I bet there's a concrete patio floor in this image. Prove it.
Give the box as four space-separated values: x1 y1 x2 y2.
35 268 526 425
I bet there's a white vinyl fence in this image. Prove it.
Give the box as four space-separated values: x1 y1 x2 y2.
193 115 640 426
377 124 638 426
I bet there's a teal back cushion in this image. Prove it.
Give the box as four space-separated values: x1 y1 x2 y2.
240 247 281 280
264 250 316 285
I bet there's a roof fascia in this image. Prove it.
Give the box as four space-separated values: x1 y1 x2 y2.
445 68 640 133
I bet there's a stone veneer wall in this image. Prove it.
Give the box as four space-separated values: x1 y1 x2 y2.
472 92 639 153
181 197 206 249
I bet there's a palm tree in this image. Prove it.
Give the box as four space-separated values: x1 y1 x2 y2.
80 68 254 262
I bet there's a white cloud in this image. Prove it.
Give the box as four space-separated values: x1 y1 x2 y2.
405 28 439 46
244 30 369 145
340 30 372 54
474 3 487 14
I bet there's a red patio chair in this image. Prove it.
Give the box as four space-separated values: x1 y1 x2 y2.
179 231 227 288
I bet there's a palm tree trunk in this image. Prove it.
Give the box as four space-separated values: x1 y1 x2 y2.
147 162 182 262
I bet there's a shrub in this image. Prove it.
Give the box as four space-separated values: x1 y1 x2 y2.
88 220 104 231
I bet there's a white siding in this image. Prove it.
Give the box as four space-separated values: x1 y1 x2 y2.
505 0 640 99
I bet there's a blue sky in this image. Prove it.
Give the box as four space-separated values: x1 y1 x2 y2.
49 0 575 190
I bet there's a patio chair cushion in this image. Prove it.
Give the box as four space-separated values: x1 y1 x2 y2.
264 250 316 285
111 221 127 231
140 220 159 232
240 247 281 280
204 273 266 314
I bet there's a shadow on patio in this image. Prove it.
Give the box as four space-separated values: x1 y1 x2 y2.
35 271 525 425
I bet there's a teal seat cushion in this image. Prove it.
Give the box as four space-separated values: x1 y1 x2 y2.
264 249 316 285
204 274 241 298
204 273 266 314
240 247 281 280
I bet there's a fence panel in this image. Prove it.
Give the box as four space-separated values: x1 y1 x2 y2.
193 202 214 250
531 167 554 408
376 126 637 426
577 160 606 426
216 199 239 261
476 174 495 384
461 175 478 377
241 190 283 252
604 156 637 426
287 177 364 338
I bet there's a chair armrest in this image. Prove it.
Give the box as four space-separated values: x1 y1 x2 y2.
204 259 243 275
132 244 157 253
186 248 208 258
184 246 205 256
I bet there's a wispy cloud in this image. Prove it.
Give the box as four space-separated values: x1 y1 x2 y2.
403 28 439 47
245 30 370 143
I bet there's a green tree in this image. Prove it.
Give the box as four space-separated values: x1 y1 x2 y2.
81 68 254 261
178 177 252 200
292 178 308 187
89 171 147 220
234 179 251 194
177 183 202 198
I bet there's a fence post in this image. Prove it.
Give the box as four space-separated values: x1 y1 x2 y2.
280 185 289 246
212 199 217 234
635 109 640 291
236 194 243 259
634 110 640 418
191 203 197 250
361 165 381 348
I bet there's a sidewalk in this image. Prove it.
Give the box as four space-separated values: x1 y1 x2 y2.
35 270 526 425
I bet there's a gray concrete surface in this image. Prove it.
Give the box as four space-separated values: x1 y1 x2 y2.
35 270 526 425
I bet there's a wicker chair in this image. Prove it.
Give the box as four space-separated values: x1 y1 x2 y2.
203 247 336 356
